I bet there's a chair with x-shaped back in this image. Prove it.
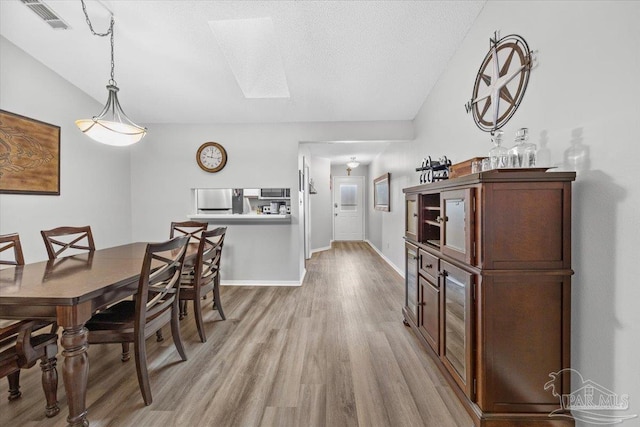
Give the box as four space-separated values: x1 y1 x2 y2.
0 233 60 417
179 227 227 342
0 233 25 267
40 226 95 260
85 235 190 405
169 221 208 243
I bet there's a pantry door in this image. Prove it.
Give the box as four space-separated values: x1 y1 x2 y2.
333 176 364 241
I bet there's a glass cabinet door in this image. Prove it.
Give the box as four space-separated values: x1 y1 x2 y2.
405 194 418 241
441 260 474 399
441 189 475 264
405 242 419 323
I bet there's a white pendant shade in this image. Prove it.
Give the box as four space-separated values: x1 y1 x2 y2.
76 84 147 146
75 118 146 146
347 157 360 168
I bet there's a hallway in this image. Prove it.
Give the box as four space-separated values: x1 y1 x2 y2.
1 242 471 426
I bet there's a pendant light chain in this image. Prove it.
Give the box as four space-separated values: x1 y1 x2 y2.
80 0 116 84
76 0 147 145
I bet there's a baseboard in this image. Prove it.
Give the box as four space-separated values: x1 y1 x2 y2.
310 245 331 255
365 240 404 278
221 280 302 287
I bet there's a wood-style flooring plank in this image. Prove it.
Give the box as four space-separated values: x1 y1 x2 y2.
0 241 471 427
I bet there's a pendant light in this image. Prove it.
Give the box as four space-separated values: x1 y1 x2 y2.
75 0 146 146
346 157 360 169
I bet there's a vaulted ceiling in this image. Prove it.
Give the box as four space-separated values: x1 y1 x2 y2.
1 0 485 125
1 1 485 165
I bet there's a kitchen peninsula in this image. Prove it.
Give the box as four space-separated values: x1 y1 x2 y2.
188 188 292 223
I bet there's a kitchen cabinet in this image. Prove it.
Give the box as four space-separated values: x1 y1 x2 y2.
402 170 575 426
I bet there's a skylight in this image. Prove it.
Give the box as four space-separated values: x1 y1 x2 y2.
209 17 290 99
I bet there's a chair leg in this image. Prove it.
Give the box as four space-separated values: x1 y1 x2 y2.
193 296 207 343
213 282 226 320
40 353 60 417
171 305 188 361
179 300 188 319
7 371 21 401
121 343 131 362
133 336 152 406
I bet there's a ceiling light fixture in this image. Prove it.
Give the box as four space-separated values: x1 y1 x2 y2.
75 0 146 146
346 157 360 169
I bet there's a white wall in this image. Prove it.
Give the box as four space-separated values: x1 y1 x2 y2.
309 156 332 252
0 37 133 262
367 141 417 270
130 121 412 283
370 1 640 422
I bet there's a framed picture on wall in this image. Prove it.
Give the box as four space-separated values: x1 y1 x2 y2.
0 110 60 195
374 173 390 212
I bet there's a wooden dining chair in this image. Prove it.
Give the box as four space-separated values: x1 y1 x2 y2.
40 226 95 260
0 233 25 267
152 221 209 343
1 232 59 415
0 319 60 417
179 227 227 343
170 221 208 243
85 235 190 405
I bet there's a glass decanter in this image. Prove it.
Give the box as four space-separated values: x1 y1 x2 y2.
508 128 537 168
489 130 508 169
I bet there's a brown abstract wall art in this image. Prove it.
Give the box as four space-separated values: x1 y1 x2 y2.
0 110 60 195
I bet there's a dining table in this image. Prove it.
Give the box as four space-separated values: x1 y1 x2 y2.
0 241 199 427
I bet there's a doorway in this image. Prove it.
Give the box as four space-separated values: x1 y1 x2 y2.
333 176 365 241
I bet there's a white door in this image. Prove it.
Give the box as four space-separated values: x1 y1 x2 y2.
333 176 364 241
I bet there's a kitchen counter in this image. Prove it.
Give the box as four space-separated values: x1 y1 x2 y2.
187 213 291 222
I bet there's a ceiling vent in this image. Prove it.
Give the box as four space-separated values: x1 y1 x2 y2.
20 0 70 30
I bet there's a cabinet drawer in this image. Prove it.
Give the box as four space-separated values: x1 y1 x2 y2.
419 250 438 283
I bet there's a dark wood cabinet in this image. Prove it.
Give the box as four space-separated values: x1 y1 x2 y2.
418 275 439 354
402 170 575 427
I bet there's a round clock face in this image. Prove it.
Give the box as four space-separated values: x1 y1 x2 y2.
196 142 227 173
466 33 533 133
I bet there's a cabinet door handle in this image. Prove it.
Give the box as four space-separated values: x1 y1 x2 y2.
425 264 433 269
413 213 418 217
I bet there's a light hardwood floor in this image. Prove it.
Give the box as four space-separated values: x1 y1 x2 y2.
1 241 472 426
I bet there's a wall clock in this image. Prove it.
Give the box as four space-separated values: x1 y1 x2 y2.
465 31 534 133
196 142 227 173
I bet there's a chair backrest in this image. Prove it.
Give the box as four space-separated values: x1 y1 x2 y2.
135 235 190 334
40 226 95 260
194 227 226 290
0 233 25 266
169 221 208 244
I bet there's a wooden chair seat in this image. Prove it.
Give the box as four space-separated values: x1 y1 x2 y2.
85 236 190 406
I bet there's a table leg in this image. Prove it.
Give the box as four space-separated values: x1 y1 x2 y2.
61 325 90 427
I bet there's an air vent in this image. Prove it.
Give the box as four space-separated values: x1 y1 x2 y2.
20 0 70 30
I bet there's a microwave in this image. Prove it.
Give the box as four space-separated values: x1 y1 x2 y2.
259 188 290 199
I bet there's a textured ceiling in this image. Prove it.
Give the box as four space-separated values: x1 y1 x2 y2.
0 0 485 126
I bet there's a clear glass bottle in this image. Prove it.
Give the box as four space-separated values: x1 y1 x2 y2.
489 130 508 169
508 128 537 168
